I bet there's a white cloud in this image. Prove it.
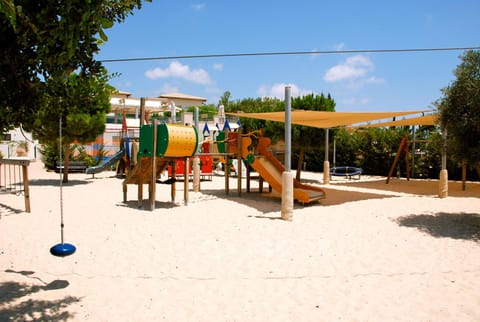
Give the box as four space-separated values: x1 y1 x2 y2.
346 76 386 90
333 42 346 51
323 55 385 90
145 61 211 85
121 81 133 88
364 76 384 84
213 63 223 71
159 83 178 94
205 86 221 94
324 55 374 82
257 83 311 99
340 97 370 106
191 3 206 11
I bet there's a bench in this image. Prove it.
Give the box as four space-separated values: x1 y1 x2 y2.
56 161 87 173
329 166 362 180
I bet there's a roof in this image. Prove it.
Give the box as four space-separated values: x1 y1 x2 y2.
111 90 132 98
105 118 141 130
226 110 434 129
109 97 175 113
158 92 207 102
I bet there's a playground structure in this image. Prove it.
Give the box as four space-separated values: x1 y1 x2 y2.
86 148 125 176
0 158 31 213
329 166 363 180
122 122 199 209
241 135 326 204
121 118 326 209
386 135 410 184
167 148 214 181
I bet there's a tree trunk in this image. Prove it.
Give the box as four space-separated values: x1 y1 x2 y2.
296 147 305 181
475 163 480 180
461 159 466 191
63 143 70 183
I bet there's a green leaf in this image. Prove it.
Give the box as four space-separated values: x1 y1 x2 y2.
98 29 108 42
101 18 114 29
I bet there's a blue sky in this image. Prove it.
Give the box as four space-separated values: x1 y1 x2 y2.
96 1 480 112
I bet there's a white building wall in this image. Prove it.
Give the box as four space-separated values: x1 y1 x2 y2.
0 128 40 160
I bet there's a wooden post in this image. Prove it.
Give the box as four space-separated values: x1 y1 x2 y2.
184 157 189 205
22 163 30 213
246 165 251 193
386 136 407 184
237 129 242 196
225 154 230 194
150 120 158 211
171 162 176 202
136 161 143 208
404 138 410 181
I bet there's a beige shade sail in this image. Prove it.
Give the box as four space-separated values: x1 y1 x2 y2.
352 114 437 128
226 110 433 129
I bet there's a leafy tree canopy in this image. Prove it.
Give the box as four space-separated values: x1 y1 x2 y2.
225 92 335 177
187 104 218 121
438 50 480 166
0 0 150 132
218 91 231 110
33 70 113 145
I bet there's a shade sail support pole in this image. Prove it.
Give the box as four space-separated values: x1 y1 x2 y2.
281 86 293 221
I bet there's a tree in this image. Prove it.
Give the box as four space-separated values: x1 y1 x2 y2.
227 96 284 136
218 91 231 110
226 93 336 179
187 104 218 121
0 0 150 132
438 50 480 186
291 93 336 179
33 70 113 182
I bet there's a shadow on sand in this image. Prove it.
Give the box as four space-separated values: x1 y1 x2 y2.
333 178 480 197
197 189 287 213
197 187 394 213
396 212 480 241
0 203 24 216
0 270 80 321
117 199 181 211
29 178 91 187
320 187 394 206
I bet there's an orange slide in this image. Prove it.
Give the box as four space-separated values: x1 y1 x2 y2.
242 136 325 204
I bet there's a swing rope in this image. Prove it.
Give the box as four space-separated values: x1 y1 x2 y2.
59 116 65 244
50 114 76 257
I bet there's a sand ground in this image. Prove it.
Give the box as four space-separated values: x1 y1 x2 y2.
1 160 479 321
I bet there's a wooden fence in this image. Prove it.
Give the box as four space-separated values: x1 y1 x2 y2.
0 159 31 213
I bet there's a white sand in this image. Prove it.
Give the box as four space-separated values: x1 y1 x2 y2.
1 161 479 321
